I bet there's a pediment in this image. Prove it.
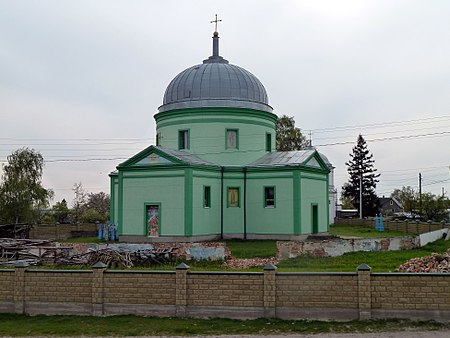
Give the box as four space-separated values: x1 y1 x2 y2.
118 146 182 168
304 156 321 168
303 152 329 171
132 152 174 166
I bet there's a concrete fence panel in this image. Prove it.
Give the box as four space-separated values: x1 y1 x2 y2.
2 263 450 322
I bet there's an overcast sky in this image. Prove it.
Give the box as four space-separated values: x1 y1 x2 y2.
1 0 449 206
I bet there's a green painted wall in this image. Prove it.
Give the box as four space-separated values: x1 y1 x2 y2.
114 145 331 238
300 177 328 234
246 176 294 234
112 177 119 226
121 171 185 236
156 109 275 165
223 177 244 234
192 173 221 235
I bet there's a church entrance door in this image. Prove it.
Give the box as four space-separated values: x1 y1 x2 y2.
312 204 318 234
146 204 160 237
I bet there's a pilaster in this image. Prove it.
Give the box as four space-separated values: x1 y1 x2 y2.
92 261 107 316
176 263 189 317
357 263 372 319
14 262 28 314
263 263 277 318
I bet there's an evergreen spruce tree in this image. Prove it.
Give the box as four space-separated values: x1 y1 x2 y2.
342 134 380 217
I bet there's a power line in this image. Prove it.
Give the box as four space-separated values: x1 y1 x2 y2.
310 115 450 133
313 124 450 141
44 158 128 163
423 178 450 187
0 131 447 163
1 115 448 143
0 137 154 141
0 141 153 146
316 131 450 146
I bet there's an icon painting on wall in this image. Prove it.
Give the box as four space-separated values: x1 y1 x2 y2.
228 188 239 207
146 205 159 237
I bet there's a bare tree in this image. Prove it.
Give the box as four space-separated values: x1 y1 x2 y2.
72 182 87 223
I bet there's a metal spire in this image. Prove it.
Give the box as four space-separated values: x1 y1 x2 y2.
203 14 228 64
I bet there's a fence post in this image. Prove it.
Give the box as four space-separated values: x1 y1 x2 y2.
357 263 372 320
263 263 277 318
14 261 28 314
176 263 189 317
92 261 107 316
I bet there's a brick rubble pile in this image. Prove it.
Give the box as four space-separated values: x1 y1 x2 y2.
222 256 278 269
398 252 450 273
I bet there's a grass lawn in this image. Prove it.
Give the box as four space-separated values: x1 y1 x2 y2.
0 314 448 336
329 224 407 238
32 227 450 273
112 238 450 273
277 239 450 272
224 239 277 258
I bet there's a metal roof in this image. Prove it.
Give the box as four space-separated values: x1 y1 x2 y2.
157 147 219 167
250 150 316 166
158 33 272 113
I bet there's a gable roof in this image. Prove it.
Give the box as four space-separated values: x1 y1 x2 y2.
379 197 404 209
158 147 219 166
117 145 219 169
249 150 330 171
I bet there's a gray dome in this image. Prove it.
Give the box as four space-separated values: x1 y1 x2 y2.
158 33 272 113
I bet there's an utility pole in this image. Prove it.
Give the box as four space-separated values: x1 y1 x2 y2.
418 172 422 215
359 171 363 219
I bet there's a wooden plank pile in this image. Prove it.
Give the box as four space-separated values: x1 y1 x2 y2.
0 238 72 266
0 238 175 268
398 252 450 273
56 248 174 268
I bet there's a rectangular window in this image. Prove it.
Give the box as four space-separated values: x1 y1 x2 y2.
266 133 272 152
178 130 189 150
156 132 161 146
227 187 240 207
226 129 238 149
204 186 211 208
264 186 275 208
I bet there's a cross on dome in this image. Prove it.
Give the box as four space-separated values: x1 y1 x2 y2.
210 14 222 33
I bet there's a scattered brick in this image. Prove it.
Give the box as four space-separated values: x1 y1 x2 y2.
398 252 450 273
222 256 278 269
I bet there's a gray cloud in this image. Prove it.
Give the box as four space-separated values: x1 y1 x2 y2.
0 0 449 204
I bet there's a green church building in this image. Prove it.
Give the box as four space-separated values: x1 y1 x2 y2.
110 30 334 242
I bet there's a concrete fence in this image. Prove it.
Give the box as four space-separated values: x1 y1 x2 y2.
334 218 449 235
1 263 450 321
277 228 449 259
29 223 97 240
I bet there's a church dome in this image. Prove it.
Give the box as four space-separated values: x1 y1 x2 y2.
158 32 272 113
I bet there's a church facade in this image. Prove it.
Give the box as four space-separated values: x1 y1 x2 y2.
110 30 334 242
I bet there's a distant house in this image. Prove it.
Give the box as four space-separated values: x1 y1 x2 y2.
335 204 359 219
378 196 403 216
